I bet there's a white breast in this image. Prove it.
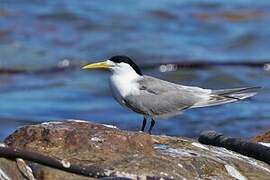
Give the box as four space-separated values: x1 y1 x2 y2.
109 72 141 106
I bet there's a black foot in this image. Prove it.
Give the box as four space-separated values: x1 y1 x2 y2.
148 119 155 134
141 117 147 131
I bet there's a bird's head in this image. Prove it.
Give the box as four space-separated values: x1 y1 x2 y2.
82 55 143 76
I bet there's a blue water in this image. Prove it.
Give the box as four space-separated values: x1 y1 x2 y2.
0 0 269 140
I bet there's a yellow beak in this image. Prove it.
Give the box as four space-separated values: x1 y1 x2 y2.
81 61 111 70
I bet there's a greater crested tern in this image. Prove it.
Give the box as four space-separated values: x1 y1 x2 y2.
82 56 260 134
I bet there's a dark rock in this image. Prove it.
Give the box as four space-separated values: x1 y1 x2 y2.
199 130 270 165
2 120 270 179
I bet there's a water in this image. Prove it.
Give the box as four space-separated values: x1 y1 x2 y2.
0 0 269 140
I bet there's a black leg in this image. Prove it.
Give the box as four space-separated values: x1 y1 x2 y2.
141 117 147 131
148 119 155 134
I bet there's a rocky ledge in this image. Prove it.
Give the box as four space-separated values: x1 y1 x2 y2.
254 130 270 143
0 120 270 180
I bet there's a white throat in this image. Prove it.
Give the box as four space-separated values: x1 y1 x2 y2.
109 65 142 99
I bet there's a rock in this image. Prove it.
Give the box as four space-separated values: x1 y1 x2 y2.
3 120 270 179
253 130 270 143
198 130 270 165
30 164 95 180
0 158 25 180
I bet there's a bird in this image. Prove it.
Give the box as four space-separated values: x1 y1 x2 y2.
82 55 260 134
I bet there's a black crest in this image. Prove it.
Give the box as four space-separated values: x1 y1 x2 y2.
109 56 142 75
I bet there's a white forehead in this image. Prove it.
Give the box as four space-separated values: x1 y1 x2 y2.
106 60 114 65
106 60 131 67
106 60 137 75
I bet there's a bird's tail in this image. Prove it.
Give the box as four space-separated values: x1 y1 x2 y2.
193 86 261 108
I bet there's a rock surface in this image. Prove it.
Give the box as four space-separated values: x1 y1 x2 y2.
1 120 270 180
253 130 270 143
0 158 25 180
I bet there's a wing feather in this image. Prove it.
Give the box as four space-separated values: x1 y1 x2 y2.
122 76 259 118
124 76 210 118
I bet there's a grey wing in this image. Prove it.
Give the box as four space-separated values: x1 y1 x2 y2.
124 76 211 118
140 76 211 94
